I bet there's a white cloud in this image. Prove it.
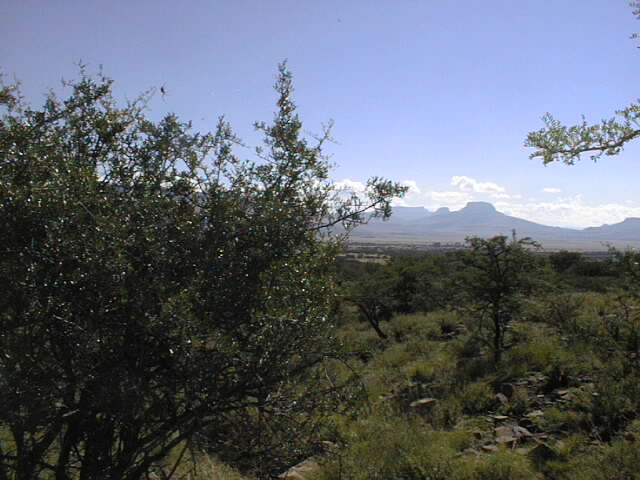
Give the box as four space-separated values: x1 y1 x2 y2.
393 179 426 206
543 187 561 194
451 175 506 194
401 180 421 194
427 191 473 209
392 176 513 211
391 181 472 210
334 179 366 192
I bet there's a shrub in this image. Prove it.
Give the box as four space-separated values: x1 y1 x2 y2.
409 361 436 384
553 439 640 480
497 385 531 417
453 448 542 480
591 366 639 438
0 65 405 479
542 407 589 434
427 397 464 429
459 381 496 414
317 416 471 480
546 294 585 333
387 313 441 342
502 339 572 380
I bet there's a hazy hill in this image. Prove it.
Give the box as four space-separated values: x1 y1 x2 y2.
584 218 640 241
352 202 640 250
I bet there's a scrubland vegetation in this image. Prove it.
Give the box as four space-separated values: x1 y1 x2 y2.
300 245 640 480
3 16 640 476
186 245 640 480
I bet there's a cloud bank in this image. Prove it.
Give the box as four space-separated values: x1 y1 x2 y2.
451 175 505 194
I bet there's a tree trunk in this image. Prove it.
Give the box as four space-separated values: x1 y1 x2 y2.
493 316 502 364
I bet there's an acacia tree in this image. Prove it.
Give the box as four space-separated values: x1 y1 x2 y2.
526 5 640 164
0 65 405 480
459 234 541 364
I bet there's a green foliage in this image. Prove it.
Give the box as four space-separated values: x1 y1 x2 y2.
551 437 640 480
542 406 590 434
341 251 465 339
308 240 640 480
149 446 251 480
362 342 422 401
409 361 436 384
596 439 640 480
313 250 640 479
387 313 442 343
317 415 472 480
453 449 541 480
503 339 571 377
498 384 532 417
459 234 543 363
549 250 584 274
546 293 586 333
336 318 387 360
546 252 620 292
0 65 405 480
184 455 249 480
389 253 461 313
347 262 398 339
458 381 495 414
526 109 640 165
569 258 613 278
526 7 640 165
591 362 639 438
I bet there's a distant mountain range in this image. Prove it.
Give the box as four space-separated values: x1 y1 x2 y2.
350 202 640 250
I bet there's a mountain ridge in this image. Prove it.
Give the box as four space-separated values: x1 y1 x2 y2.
351 202 640 250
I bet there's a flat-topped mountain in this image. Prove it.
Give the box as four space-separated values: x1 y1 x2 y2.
352 202 640 250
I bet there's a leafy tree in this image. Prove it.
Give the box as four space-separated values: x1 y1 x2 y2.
612 248 640 288
548 250 584 274
348 264 397 339
459 234 542 364
602 249 640 358
526 5 640 164
343 252 470 339
0 64 406 480
346 256 434 339
411 252 468 313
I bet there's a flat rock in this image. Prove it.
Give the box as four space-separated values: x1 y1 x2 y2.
481 444 499 452
410 398 437 408
512 426 533 438
490 415 509 421
280 458 320 480
496 435 516 445
526 410 545 418
495 425 533 445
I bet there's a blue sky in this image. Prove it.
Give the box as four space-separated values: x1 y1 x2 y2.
3 0 639 228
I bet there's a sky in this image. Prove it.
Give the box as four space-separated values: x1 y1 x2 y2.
3 0 640 228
